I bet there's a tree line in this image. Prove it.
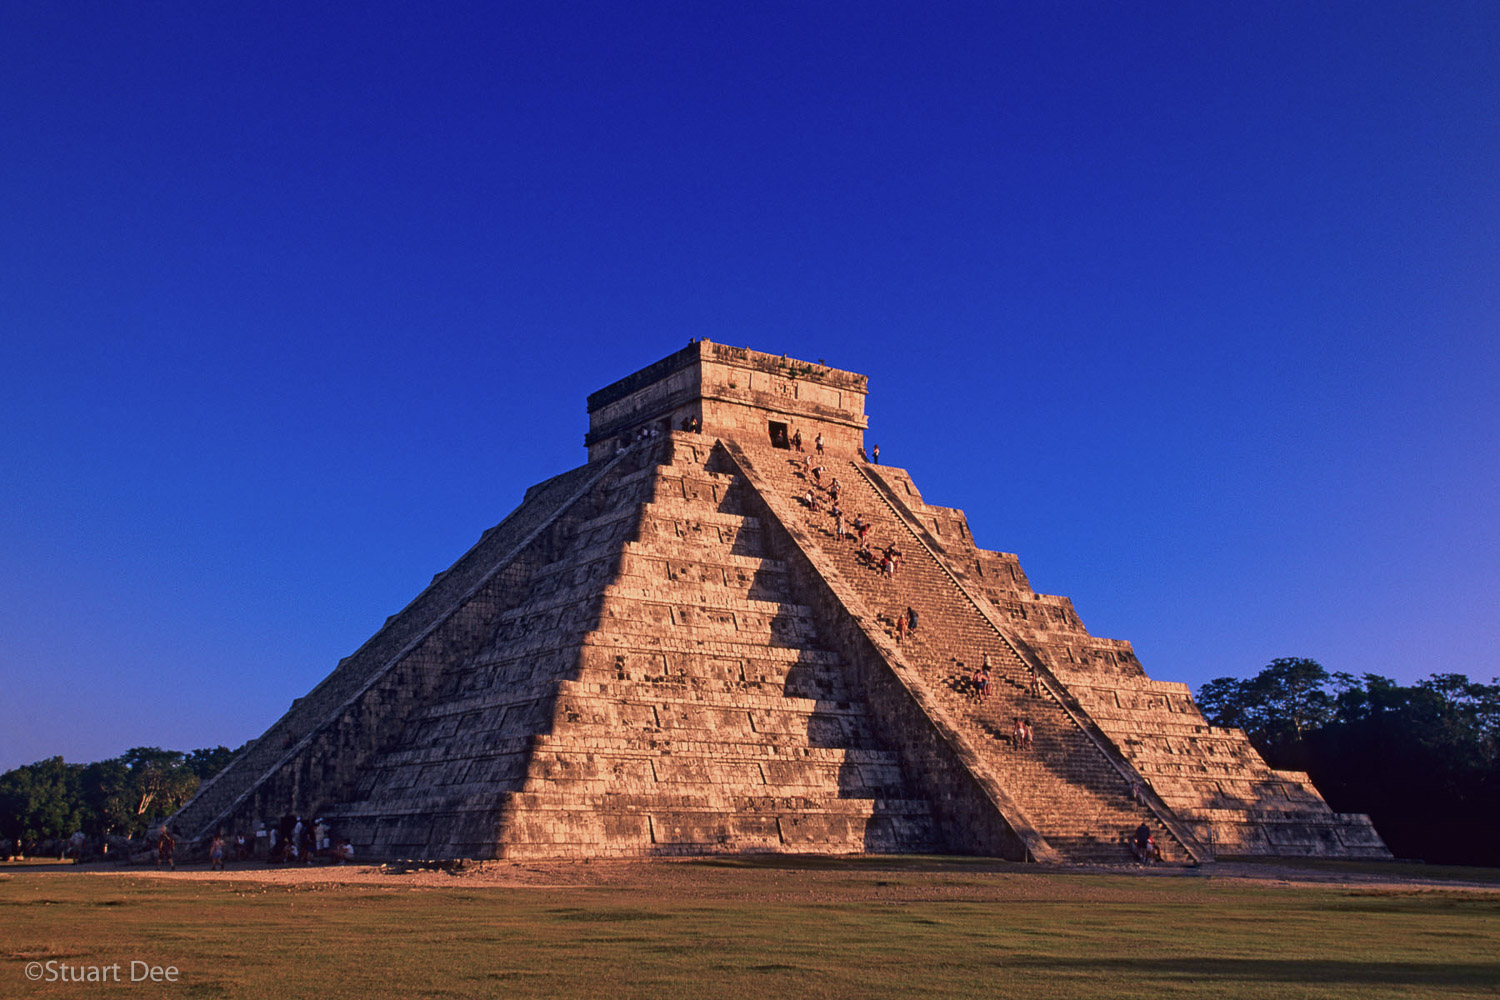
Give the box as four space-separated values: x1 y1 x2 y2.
1198 658 1499 866
0 746 236 849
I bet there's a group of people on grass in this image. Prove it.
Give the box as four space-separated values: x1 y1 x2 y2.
258 814 355 866
151 815 357 870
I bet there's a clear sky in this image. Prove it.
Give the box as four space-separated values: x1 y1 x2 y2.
2 3 1496 771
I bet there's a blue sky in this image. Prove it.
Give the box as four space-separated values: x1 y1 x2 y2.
2 3 1496 770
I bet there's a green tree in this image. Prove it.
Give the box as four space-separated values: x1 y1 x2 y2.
77 758 134 836
0 757 84 843
1199 661 1500 865
185 745 235 780
117 747 200 834
1198 657 1333 762
1 745 242 844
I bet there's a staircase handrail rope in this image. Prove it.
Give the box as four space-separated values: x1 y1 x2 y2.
178 444 643 841
850 461 1207 862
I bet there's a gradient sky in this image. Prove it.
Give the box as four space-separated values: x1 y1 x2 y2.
2 3 1496 771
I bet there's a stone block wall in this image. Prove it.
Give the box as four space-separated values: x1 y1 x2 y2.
587 341 868 460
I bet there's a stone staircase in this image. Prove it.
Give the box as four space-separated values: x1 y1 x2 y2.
730 443 1197 863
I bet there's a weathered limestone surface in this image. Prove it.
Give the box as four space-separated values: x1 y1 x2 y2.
174 342 1389 861
586 341 869 461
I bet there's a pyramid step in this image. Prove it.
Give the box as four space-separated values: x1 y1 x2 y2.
547 711 884 746
529 732 904 763
581 635 844 664
527 750 911 793
556 677 874 714
504 789 936 815
600 586 813 620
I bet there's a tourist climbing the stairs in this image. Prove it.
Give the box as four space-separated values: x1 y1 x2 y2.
1132 823 1157 864
976 652 994 701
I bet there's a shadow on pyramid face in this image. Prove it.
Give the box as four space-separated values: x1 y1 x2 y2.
715 480 755 518
778 650 901 803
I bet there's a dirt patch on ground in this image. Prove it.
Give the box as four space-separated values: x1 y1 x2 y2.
4 855 1494 902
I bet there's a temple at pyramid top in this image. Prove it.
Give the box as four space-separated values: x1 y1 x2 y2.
586 340 869 460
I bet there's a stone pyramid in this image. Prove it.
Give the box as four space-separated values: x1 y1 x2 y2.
172 342 1389 862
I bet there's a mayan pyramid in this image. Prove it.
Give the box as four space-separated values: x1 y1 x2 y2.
172 342 1389 862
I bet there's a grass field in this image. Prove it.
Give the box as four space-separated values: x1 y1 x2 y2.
3 857 1498 999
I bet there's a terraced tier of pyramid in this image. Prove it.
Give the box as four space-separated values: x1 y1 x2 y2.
172 342 1389 862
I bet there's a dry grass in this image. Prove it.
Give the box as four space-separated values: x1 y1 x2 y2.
2 856 1497 999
